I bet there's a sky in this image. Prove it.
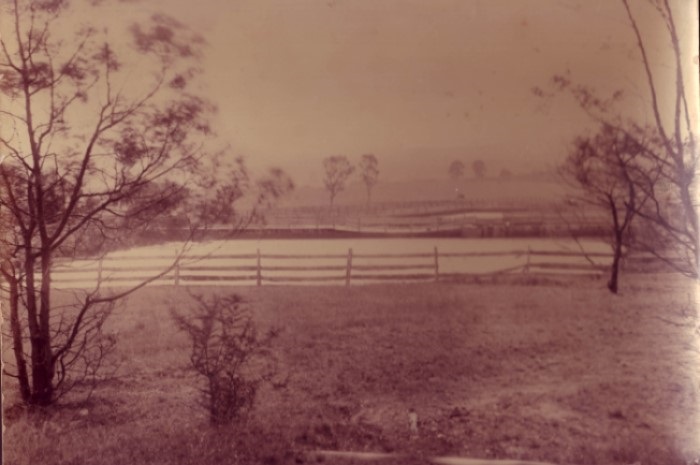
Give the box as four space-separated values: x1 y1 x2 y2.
164 0 697 186
5 0 699 187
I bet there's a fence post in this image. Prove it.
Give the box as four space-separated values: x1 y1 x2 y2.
256 248 262 287
174 260 180 286
434 246 439 281
97 257 104 284
524 247 531 274
345 248 353 286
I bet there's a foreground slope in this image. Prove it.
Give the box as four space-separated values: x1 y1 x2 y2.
3 275 698 464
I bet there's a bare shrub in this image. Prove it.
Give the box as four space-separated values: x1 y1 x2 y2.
171 292 280 426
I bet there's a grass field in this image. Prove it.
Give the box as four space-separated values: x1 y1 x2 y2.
3 275 699 465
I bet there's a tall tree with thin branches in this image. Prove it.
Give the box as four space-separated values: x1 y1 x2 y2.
618 0 698 277
0 0 290 406
542 0 698 277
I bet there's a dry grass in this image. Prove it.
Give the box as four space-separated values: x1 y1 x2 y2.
3 275 699 465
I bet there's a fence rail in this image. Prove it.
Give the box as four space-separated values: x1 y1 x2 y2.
42 247 614 289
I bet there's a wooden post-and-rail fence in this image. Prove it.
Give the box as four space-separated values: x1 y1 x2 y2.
41 248 612 289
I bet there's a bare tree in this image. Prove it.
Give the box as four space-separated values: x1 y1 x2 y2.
322 155 354 208
359 153 379 208
472 159 486 179
619 0 698 277
171 292 280 426
448 160 465 181
0 0 289 406
542 0 698 277
560 124 650 293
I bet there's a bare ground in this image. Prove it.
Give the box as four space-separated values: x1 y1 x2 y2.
3 274 699 465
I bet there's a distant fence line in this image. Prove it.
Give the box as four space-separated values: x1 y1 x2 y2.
126 201 608 242
44 248 612 288
254 218 607 238
273 198 555 217
257 210 609 238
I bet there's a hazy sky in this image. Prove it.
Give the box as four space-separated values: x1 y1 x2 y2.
15 0 700 186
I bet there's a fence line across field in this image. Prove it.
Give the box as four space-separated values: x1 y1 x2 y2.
42 248 613 288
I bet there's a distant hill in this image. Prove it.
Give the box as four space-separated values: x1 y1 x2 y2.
277 175 570 208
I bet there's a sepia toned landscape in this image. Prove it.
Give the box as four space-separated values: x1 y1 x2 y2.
1 1 699 464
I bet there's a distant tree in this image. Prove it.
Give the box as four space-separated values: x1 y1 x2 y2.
359 154 379 208
499 169 512 179
448 160 465 181
322 156 354 208
472 159 486 179
560 124 650 293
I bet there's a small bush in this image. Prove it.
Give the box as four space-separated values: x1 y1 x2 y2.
171 292 280 426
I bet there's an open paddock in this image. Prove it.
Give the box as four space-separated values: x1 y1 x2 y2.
3 275 699 465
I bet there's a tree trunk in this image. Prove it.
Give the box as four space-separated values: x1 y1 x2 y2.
34 250 55 405
24 251 54 406
4 266 31 401
679 182 699 277
608 234 622 294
